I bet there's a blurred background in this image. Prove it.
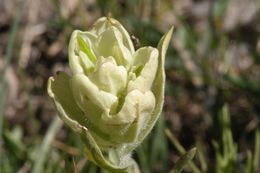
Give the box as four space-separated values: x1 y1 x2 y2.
0 0 260 172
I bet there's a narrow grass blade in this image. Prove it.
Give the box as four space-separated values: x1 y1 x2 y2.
196 140 208 172
170 148 197 173
31 117 62 173
0 0 26 147
165 128 201 173
245 151 253 173
253 128 260 172
150 116 168 172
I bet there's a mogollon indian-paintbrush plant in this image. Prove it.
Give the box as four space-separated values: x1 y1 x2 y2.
48 16 172 172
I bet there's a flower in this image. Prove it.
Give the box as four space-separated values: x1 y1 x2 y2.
48 17 172 172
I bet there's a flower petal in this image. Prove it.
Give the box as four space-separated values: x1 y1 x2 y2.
136 27 174 152
127 47 159 93
70 74 118 112
90 57 127 96
47 72 110 139
90 17 135 54
121 27 173 155
96 27 133 69
68 30 97 74
101 90 155 143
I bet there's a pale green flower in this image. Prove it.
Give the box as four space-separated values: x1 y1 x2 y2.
48 17 172 172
